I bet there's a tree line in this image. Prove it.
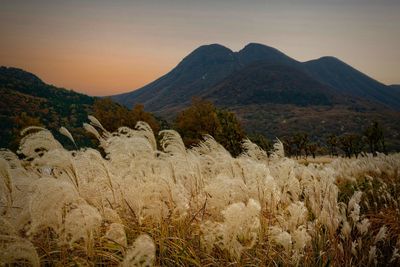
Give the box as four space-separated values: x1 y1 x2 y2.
91 98 387 159
9 97 387 159
281 122 386 159
91 97 245 156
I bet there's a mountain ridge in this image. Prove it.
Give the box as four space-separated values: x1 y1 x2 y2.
390 84 400 90
303 56 400 109
1 65 400 151
110 43 400 150
111 43 303 111
111 43 400 111
202 62 338 107
0 66 95 149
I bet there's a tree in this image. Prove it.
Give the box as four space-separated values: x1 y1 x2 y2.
338 134 364 158
175 98 221 147
175 98 246 156
292 132 309 159
216 109 245 156
364 121 385 156
281 136 294 157
339 134 353 158
93 98 160 133
307 143 318 159
326 134 338 157
130 104 160 133
352 134 364 158
93 98 131 131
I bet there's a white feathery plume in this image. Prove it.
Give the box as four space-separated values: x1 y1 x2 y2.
270 138 285 159
201 199 261 259
88 115 108 132
240 138 268 161
64 203 102 246
0 218 40 267
104 223 127 247
0 236 40 267
374 225 387 244
270 226 292 252
121 234 155 267
59 126 76 147
28 178 84 236
20 126 47 136
83 123 101 140
18 129 63 160
135 121 157 151
159 130 186 156
0 149 23 169
193 135 229 155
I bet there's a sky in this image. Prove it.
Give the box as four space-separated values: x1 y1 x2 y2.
1 0 399 96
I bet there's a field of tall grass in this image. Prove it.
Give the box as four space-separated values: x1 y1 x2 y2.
1 117 399 266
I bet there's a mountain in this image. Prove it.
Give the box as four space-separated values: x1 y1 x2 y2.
303 57 400 110
0 66 95 149
111 43 305 113
112 43 400 112
390 84 400 91
237 43 300 67
203 63 340 107
112 44 241 112
200 63 400 151
1 64 399 151
110 43 400 150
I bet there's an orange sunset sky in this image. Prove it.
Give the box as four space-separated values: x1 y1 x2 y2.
1 0 399 96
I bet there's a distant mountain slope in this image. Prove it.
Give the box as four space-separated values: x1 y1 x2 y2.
233 103 400 151
110 42 400 150
390 84 400 91
203 63 340 107
112 44 241 111
197 63 400 151
2 65 399 151
112 43 400 113
111 43 303 112
0 66 95 149
303 57 400 110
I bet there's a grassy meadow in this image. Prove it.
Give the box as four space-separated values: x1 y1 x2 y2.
1 117 399 266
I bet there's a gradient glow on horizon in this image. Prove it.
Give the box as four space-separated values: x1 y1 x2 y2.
1 0 399 96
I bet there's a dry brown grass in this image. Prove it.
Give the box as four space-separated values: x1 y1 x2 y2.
296 156 334 165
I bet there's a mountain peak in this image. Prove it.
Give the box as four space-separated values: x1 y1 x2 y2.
177 43 235 68
168 44 237 84
238 43 298 66
315 56 344 64
196 43 232 52
185 43 233 58
112 41 400 112
241 42 277 51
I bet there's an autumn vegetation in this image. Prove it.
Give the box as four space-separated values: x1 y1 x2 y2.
92 98 160 133
89 98 389 160
0 115 399 266
0 79 391 160
1 72 398 265
175 98 245 156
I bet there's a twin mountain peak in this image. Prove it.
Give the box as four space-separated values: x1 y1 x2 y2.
1 42 400 150
111 43 400 115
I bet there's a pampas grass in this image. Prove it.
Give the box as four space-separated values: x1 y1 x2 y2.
0 117 399 266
